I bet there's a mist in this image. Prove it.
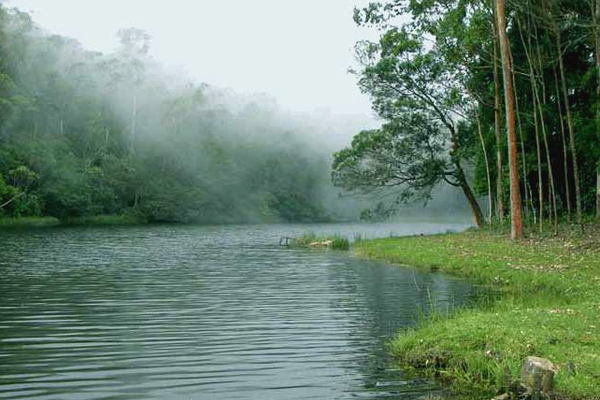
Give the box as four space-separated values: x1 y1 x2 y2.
0 2 475 225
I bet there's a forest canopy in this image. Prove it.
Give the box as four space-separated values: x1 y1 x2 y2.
0 5 341 224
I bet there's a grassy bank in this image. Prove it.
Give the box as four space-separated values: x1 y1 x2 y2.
60 214 146 226
0 216 61 227
0 215 146 228
354 230 600 399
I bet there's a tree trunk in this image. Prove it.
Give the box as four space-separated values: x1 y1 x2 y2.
597 173 600 221
537 95 558 234
493 16 505 223
130 93 137 155
456 160 486 228
496 0 523 240
529 23 558 233
556 26 583 227
532 22 558 233
532 82 544 232
518 16 544 232
449 124 486 228
594 0 600 221
513 65 530 221
477 113 493 222
554 68 571 222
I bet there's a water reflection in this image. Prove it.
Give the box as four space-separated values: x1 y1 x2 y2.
0 223 475 399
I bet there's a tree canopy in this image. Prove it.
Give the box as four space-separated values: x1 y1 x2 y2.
336 0 600 232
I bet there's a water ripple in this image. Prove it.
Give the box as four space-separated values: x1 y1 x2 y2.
0 223 475 400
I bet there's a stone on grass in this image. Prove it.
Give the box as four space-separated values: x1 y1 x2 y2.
520 356 557 397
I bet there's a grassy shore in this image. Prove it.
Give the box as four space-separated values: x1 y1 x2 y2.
354 228 600 399
0 216 61 227
0 215 146 228
60 215 146 226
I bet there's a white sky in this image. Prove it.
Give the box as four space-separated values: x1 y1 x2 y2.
6 0 379 121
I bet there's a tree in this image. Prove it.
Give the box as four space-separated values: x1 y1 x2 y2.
113 28 150 155
496 0 524 239
0 3 16 135
592 0 600 221
544 0 584 227
344 13 486 226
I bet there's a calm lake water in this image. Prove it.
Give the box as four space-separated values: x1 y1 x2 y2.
0 222 475 400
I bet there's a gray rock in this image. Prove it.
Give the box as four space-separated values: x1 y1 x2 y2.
520 356 557 397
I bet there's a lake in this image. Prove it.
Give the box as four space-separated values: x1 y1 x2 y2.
0 222 476 400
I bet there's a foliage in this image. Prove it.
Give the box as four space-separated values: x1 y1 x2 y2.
345 0 600 226
0 4 334 224
333 114 449 203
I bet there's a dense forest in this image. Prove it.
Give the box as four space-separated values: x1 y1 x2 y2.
5 0 596 232
333 0 600 237
0 5 342 224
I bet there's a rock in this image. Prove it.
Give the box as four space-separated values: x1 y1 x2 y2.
520 356 557 397
309 240 332 247
565 360 576 375
491 393 510 400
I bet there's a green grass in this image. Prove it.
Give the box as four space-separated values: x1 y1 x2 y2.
291 232 350 250
0 216 61 227
354 229 600 399
0 214 147 228
61 214 146 226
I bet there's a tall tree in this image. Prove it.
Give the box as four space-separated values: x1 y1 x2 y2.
340 25 486 226
492 7 506 223
593 0 600 221
496 0 523 239
545 0 584 227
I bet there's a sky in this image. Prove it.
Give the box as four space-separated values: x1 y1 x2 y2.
6 0 379 121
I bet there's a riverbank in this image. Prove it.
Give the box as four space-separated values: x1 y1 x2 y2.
0 216 61 228
0 215 145 228
354 229 600 399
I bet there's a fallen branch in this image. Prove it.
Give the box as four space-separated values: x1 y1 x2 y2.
0 192 25 209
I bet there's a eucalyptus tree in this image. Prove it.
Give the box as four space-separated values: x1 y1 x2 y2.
496 0 524 239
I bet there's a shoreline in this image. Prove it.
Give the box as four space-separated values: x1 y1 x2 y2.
0 217 473 230
0 215 146 228
354 230 600 399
